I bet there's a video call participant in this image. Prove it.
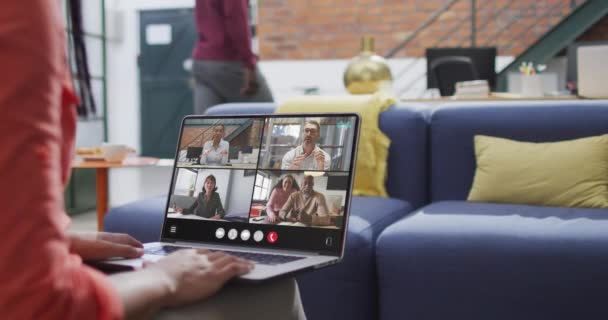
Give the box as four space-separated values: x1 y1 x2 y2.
279 175 331 226
265 174 300 224
281 120 330 170
178 175 225 219
201 124 229 165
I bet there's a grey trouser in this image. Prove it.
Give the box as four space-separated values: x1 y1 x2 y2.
192 60 274 115
154 278 306 320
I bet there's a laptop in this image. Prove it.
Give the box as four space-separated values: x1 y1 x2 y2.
103 113 360 282
577 45 608 98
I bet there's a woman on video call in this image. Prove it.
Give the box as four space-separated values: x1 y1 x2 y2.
265 174 300 224
179 175 226 219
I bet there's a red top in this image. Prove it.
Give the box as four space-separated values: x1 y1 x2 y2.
192 0 257 69
0 1 122 319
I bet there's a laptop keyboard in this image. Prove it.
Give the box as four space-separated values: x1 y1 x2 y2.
144 245 305 266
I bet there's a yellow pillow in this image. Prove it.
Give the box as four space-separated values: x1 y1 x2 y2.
468 134 608 208
276 92 395 197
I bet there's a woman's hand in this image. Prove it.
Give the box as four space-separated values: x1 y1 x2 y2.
68 231 144 261
265 213 279 224
108 249 253 319
145 249 253 307
211 215 222 220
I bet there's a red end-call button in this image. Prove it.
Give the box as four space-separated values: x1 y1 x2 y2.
267 231 278 243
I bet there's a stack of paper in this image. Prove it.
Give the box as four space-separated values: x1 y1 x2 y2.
454 80 490 98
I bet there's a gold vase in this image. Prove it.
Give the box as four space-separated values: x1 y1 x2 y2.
343 36 393 94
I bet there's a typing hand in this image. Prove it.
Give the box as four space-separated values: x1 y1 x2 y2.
144 249 253 307
68 231 144 261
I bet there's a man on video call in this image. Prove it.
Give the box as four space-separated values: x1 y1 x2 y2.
281 120 330 170
279 175 331 226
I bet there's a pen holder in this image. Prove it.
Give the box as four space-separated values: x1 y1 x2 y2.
521 74 544 97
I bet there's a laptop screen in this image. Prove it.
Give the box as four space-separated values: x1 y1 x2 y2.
161 114 360 255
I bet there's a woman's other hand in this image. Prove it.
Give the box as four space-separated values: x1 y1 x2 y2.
68 231 144 261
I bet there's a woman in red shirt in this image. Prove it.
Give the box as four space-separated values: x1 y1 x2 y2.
0 1 304 319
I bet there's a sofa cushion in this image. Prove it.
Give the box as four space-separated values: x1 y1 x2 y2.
377 200 608 320
206 103 276 115
468 134 608 208
430 101 608 202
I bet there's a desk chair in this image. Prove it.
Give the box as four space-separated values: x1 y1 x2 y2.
430 56 478 96
186 146 203 163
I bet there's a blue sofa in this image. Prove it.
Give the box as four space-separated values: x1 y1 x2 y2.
105 100 608 319
377 101 608 320
104 102 428 320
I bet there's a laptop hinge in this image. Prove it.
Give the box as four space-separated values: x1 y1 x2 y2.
170 240 331 256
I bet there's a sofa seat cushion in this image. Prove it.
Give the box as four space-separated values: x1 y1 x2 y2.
376 200 608 320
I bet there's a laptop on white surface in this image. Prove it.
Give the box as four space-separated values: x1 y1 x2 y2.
577 45 608 98
103 113 360 282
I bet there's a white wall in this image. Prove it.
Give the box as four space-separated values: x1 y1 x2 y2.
105 0 194 206
226 171 256 215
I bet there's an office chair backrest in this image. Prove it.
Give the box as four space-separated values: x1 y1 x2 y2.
430 56 479 96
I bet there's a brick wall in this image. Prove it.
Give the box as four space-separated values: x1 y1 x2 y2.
258 0 588 59
179 124 262 151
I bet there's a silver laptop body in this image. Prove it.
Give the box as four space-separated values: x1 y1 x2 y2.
105 113 360 282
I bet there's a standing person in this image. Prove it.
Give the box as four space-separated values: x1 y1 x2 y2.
201 124 229 165
192 0 274 114
281 120 331 170
265 174 300 224
0 1 305 319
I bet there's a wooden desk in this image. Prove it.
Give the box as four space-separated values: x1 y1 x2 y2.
72 157 172 230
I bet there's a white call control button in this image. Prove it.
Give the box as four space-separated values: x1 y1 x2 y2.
228 229 238 240
241 229 251 241
253 231 264 242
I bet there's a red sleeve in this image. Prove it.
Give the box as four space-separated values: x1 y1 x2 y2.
222 0 257 69
0 1 122 319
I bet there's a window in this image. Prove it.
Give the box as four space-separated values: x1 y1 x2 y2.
253 173 271 201
174 169 197 196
